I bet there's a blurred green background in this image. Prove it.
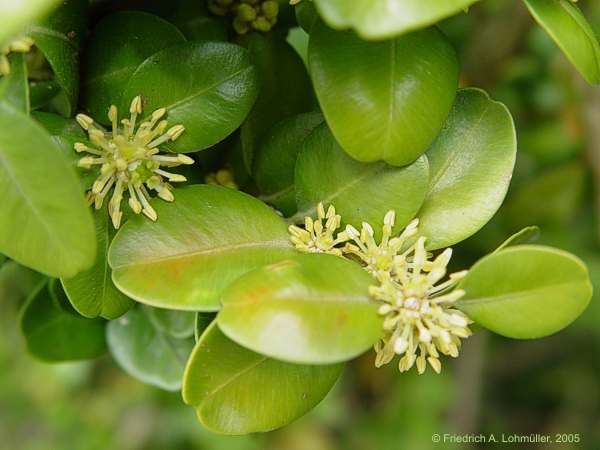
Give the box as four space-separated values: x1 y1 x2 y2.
2 0 600 449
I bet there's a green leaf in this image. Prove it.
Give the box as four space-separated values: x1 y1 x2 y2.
416 89 517 250
61 208 133 320
30 80 61 110
106 306 194 391
29 0 88 116
122 41 259 153
524 0 600 84
254 112 323 216
294 123 429 236
0 104 96 277
0 0 61 46
458 245 592 339
183 322 343 434
0 54 29 113
109 185 296 311
218 254 381 364
147 307 195 339
20 281 106 361
309 23 458 166
81 11 186 122
312 0 479 40
494 226 540 253
240 32 313 171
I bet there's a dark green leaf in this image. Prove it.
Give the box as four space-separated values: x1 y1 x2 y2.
81 11 186 122
29 0 88 116
20 281 106 361
122 41 259 153
254 112 323 215
195 312 216 342
30 80 61 110
62 208 133 320
240 32 313 171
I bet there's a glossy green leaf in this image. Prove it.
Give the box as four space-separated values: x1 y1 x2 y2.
29 0 88 116
254 112 323 215
458 245 592 339
106 306 194 391
0 54 29 112
309 23 458 166
0 104 96 277
122 41 259 153
0 0 61 46
494 226 540 253
30 80 61 110
109 185 295 311
183 322 343 434
20 282 106 361
147 307 195 339
524 0 600 84
218 254 380 364
81 11 186 122
312 0 479 40
294 123 429 235
61 208 133 320
240 32 313 171
416 89 517 250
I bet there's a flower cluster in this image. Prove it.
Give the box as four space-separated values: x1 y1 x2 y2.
0 36 34 76
75 96 193 229
208 0 279 34
289 203 473 374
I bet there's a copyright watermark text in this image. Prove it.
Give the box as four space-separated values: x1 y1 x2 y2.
431 433 581 445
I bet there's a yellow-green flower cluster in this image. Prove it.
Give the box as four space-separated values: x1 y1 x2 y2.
75 96 193 229
289 203 473 374
208 0 279 34
0 36 34 76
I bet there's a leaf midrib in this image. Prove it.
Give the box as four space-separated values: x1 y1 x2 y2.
457 282 577 307
112 239 291 270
